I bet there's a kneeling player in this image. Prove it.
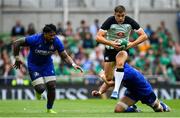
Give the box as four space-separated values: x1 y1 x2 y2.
92 63 170 113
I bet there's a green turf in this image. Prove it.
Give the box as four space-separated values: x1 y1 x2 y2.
0 99 179 117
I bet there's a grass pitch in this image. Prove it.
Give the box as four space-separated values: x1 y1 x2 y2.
0 99 180 117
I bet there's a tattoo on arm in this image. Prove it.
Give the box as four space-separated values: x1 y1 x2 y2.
59 50 74 65
13 37 27 57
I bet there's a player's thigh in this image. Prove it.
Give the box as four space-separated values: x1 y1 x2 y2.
116 51 128 65
28 70 46 93
104 62 115 81
28 69 45 86
42 65 56 84
115 96 137 112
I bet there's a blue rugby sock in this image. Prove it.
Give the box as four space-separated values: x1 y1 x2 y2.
125 105 141 112
125 107 136 112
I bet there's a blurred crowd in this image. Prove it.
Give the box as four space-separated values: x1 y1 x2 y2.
0 17 180 86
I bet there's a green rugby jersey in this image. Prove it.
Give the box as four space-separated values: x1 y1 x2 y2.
101 16 140 49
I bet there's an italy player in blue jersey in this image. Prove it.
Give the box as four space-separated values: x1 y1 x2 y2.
13 24 83 113
92 63 170 113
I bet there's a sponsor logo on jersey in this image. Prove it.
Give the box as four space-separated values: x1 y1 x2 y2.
117 32 125 38
35 49 54 56
34 72 39 77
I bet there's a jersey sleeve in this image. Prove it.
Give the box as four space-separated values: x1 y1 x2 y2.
100 16 115 31
54 37 65 53
25 34 38 46
126 16 140 30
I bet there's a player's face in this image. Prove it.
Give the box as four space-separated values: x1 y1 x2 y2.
44 32 56 43
114 12 126 24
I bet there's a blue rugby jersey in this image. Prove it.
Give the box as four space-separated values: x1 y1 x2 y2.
25 33 64 69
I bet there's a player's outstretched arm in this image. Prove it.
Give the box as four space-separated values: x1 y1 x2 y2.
13 37 27 69
126 28 148 49
59 50 83 73
92 82 110 97
92 70 115 97
99 70 115 86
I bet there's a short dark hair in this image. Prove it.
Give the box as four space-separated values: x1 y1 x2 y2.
114 5 126 13
43 24 57 33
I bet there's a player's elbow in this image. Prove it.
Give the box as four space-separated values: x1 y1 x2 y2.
95 35 101 43
12 38 25 48
12 40 18 48
143 34 148 41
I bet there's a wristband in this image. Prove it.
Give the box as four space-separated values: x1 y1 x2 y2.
98 91 102 95
72 63 76 67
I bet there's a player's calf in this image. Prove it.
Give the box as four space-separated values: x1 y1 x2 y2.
46 81 56 110
34 84 46 94
34 84 46 100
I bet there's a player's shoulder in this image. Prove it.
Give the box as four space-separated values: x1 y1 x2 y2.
25 33 43 44
124 16 136 23
107 16 115 20
34 33 43 39
53 35 63 46
27 33 42 39
124 16 140 30
54 35 62 42
101 16 117 30
105 16 116 23
53 35 65 52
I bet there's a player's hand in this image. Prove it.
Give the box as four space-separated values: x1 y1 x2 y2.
13 56 23 69
110 40 121 50
73 64 84 73
91 90 101 97
126 42 133 50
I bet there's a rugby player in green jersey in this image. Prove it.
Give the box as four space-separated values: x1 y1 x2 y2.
96 5 148 99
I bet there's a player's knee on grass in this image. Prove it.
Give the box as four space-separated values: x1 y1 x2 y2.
46 81 56 91
34 84 46 94
114 101 128 113
115 60 125 68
